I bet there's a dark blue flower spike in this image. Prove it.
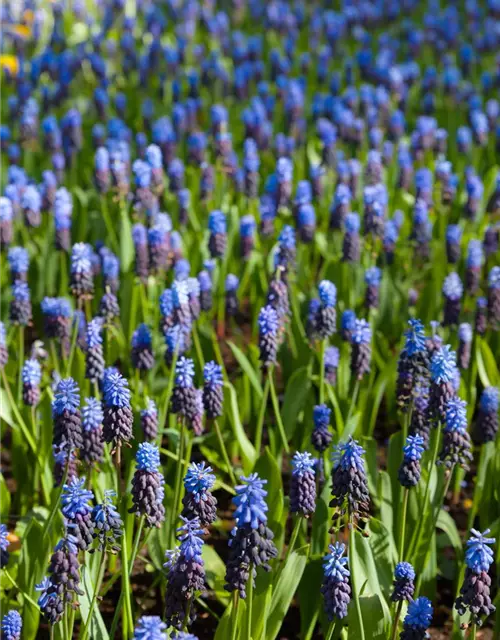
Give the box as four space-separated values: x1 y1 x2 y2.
182 462 217 527
130 443 165 528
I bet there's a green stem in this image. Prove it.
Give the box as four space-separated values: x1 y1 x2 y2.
469 623 476 640
158 345 179 447
43 457 70 538
101 195 119 254
50 341 60 375
17 326 24 404
169 419 186 547
81 551 107 640
183 599 193 632
3 570 40 609
284 516 302 564
230 592 239 640
65 302 81 377
67 601 76 640
407 427 441 560
325 620 337 640
414 467 455 594
192 322 205 369
160 447 235 494
254 375 270 454
319 339 326 404
213 419 236 485
346 380 360 422
390 601 403 640
398 488 409 563
349 525 365 640
246 563 254 640
268 369 290 454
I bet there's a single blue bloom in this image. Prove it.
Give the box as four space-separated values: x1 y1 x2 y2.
404 319 426 357
352 319 371 345
325 346 340 368
488 267 500 289
225 274 239 292
82 397 103 432
132 324 152 349
86 318 103 349
342 310 357 333
258 305 279 335
394 561 415 581
332 437 366 473
313 404 331 429
466 240 483 268
402 434 425 462
365 266 381 288
323 542 350 581
403 596 433 630
430 346 457 384
458 323 472 343
184 462 216 502
208 210 226 234
479 387 499 414
465 528 495 574
319 280 337 308
22 359 41 386
62 477 94 519
102 372 131 408
204 361 223 388
291 451 315 476
232 473 269 529
444 397 468 433
7 247 29 274
136 442 161 473
175 357 195 388
53 378 80 415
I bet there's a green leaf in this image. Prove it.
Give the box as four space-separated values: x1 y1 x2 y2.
214 596 246 640
79 565 110 640
436 510 463 557
0 474 11 518
119 206 134 273
479 339 500 386
281 366 311 438
202 545 230 605
378 472 394 541
224 382 257 472
0 389 14 427
348 594 387 640
327 385 344 437
254 448 284 548
311 481 331 556
265 547 308 640
298 557 323 639
227 340 263 398
475 339 492 388
367 519 397 593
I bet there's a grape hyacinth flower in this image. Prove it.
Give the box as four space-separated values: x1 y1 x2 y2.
225 274 239 318
487 267 500 329
321 542 351 621
102 371 133 450
317 280 337 339
38 530 84 625
457 323 472 370
171 357 198 424
148 221 170 274
410 378 431 449
400 596 433 640
164 517 206 629
306 299 320 342
290 452 316 517
475 298 488 337
364 267 382 311
85 318 104 385
22 184 42 227
99 289 120 323
182 462 217 526
324 346 339 385
102 251 120 294
61 477 94 551
130 443 165 527
240 215 256 258
0 524 10 568
341 310 357 342
330 184 351 230
258 305 279 368
94 147 111 193
442 273 463 327
455 529 496 626
465 240 483 296
297 204 316 243
53 443 78 488
132 223 149 283
92 490 123 554
330 437 370 521
198 271 213 312
391 562 416 603
133 616 167 640
351 319 372 381
187 277 201 321
131 324 154 371
141 399 158 442
7 247 29 282
81 397 104 465
438 397 473 471
396 319 429 412
224 474 277 598
0 197 13 247
70 243 94 302
342 213 361 263
474 387 499 444
10 281 32 326
266 276 290 336
1 610 22 640
383 219 399 264
311 404 332 455
208 210 227 258
428 345 457 425
0 322 8 369
178 188 191 227
274 226 296 275
446 225 462 264
52 377 82 450
202 361 223 419
22 358 42 406
398 434 425 488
